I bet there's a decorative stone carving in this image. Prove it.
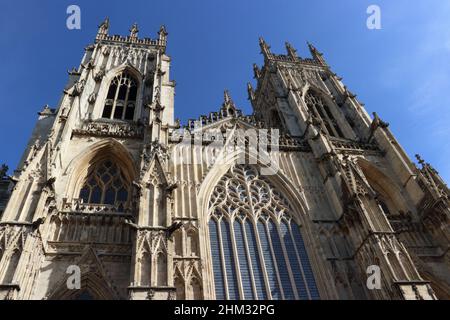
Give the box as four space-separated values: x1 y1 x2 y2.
1 23 447 302
102 46 111 56
72 120 144 139
88 92 97 104
61 198 133 215
93 68 105 82
71 79 85 97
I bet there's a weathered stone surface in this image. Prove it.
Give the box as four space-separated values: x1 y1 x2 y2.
0 22 448 301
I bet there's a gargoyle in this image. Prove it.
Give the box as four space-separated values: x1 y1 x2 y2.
32 217 45 230
166 221 184 238
367 112 389 143
166 182 178 193
43 177 56 192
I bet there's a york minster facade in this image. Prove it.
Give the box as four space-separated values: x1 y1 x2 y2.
0 20 449 300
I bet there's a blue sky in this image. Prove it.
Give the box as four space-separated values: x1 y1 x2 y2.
0 0 449 182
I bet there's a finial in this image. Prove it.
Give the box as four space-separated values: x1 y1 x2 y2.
221 90 238 117
285 41 298 59
97 17 110 38
307 41 319 53
158 25 168 43
259 37 271 58
130 23 139 38
247 83 255 101
253 63 261 79
99 17 109 29
259 36 265 46
259 37 269 49
224 90 233 105
308 41 327 65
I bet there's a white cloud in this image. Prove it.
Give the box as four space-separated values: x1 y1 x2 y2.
380 1 450 181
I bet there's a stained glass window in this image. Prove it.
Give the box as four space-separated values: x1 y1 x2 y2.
209 218 226 299
208 165 320 300
79 159 130 208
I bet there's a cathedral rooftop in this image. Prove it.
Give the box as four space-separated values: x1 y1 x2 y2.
258 37 327 68
94 18 167 50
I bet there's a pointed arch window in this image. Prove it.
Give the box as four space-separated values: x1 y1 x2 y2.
305 91 344 138
207 165 320 300
102 72 138 121
79 159 131 208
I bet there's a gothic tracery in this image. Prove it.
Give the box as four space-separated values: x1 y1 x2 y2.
208 165 319 300
0 21 447 301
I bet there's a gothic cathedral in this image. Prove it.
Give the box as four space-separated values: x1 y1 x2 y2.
0 20 449 300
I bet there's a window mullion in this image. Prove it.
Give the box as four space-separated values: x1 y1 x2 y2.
317 104 336 137
217 218 229 300
100 181 107 204
243 181 260 299
111 79 121 120
255 220 272 300
230 218 244 300
264 220 285 300
289 225 312 299
276 220 300 299
246 177 272 300
123 85 131 120
312 104 330 135
242 219 258 299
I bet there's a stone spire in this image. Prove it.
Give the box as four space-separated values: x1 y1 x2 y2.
221 90 239 117
96 17 110 39
130 23 139 39
247 82 255 102
285 41 298 60
416 154 449 198
158 25 168 43
308 41 327 65
253 63 261 79
223 90 234 107
259 37 271 60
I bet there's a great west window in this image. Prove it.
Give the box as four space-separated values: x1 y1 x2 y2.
208 165 320 300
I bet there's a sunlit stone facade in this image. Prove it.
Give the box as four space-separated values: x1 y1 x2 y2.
0 20 448 300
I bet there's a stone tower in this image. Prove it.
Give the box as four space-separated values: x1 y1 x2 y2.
246 39 449 299
0 22 448 300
